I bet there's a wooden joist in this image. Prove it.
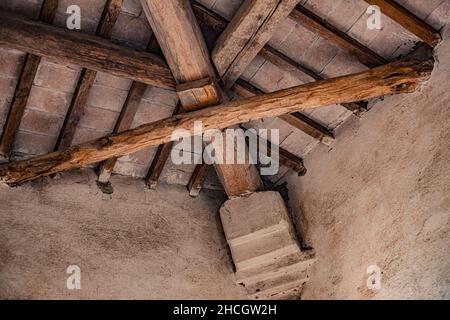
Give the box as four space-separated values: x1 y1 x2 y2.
0 59 433 186
212 0 300 89
0 11 175 89
364 0 441 47
0 0 58 158
187 163 211 197
193 1 364 114
241 126 307 176
145 102 181 189
97 36 160 185
290 5 387 68
141 0 262 197
55 0 124 150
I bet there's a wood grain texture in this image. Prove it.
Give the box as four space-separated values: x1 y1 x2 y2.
0 0 59 158
193 1 366 114
232 79 334 145
0 11 175 89
141 0 262 197
290 4 387 68
176 77 221 111
212 0 300 88
365 0 440 47
0 59 433 186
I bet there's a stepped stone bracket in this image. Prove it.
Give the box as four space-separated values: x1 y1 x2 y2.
220 191 316 300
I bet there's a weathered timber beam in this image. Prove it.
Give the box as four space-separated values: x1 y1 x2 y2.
290 5 387 68
187 163 211 197
212 0 300 88
0 11 175 89
141 0 262 197
192 1 365 114
0 0 59 158
232 79 335 145
55 0 124 150
0 59 433 186
187 125 307 197
364 0 441 47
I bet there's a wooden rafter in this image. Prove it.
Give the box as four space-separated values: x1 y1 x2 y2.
364 0 441 47
241 125 307 176
140 0 262 197
212 0 300 89
0 59 433 186
0 11 175 88
97 36 160 186
55 0 124 150
0 0 58 159
289 4 387 68
193 1 364 113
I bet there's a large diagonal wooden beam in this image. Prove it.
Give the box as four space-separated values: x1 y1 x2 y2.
232 79 334 145
189 0 300 196
290 4 387 68
141 0 262 197
0 11 175 89
212 0 300 89
365 0 441 47
55 0 124 150
0 59 433 186
0 0 58 159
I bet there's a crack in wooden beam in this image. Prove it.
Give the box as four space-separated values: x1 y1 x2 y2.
0 59 433 186
364 0 441 48
0 0 59 159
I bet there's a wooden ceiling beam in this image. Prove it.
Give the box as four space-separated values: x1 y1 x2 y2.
364 0 441 47
0 0 58 159
140 0 262 197
0 11 175 89
289 4 387 68
189 0 300 196
212 0 301 89
55 0 124 150
232 79 335 145
144 102 181 189
192 1 366 115
0 59 432 186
